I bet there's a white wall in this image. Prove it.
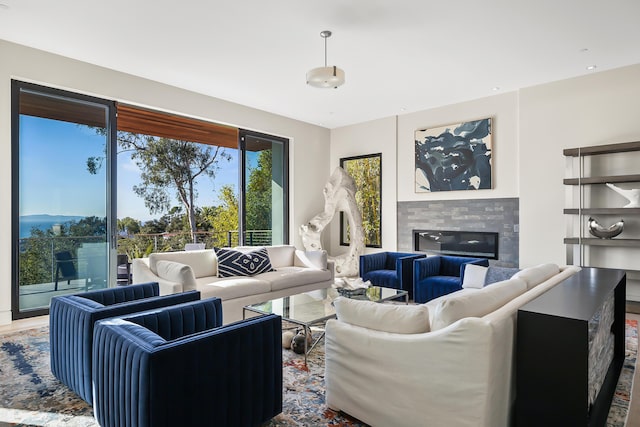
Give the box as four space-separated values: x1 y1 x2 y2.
398 93 520 202
328 92 519 253
329 116 397 255
0 39 330 324
519 64 640 272
329 64 640 298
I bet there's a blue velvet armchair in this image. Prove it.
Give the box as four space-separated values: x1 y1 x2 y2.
49 282 200 403
413 255 489 303
92 298 282 427
359 252 425 298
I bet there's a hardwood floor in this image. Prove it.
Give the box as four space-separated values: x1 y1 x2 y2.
0 315 48 334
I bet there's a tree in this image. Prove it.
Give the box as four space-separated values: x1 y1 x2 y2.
90 132 231 242
203 185 239 246
343 156 381 246
246 150 272 232
69 216 107 237
117 217 141 236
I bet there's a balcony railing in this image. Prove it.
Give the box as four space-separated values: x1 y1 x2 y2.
18 230 273 287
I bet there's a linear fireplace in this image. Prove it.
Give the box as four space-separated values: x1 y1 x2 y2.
413 230 499 259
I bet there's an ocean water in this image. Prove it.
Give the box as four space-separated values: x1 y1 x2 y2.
19 215 85 239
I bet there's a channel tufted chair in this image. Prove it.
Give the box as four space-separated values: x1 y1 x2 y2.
92 298 283 427
359 252 425 298
413 255 489 303
49 282 200 403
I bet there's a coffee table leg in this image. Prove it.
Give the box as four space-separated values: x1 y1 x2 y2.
304 326 310 366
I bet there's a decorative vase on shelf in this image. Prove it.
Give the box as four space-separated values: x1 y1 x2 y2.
606 183 640 208
588 217 624 239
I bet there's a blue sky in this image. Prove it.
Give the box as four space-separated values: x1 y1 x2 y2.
20 116 241 222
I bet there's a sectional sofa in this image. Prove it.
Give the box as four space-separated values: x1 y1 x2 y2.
132 245 334 323
325 263 581 427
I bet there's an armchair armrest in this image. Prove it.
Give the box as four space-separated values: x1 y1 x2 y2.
395 254 426 294
49 284 200 403
93 309 282 427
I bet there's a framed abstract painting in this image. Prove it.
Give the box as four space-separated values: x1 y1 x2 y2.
339 153 382 248
415 118 492 192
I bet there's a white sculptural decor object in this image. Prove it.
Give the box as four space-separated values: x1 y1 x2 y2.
606 183 640 208
299 167 365 277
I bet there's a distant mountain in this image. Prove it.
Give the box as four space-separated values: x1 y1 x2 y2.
21 214 86 223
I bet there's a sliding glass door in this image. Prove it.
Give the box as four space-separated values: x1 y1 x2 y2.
12 81 116 319
240 130 289 246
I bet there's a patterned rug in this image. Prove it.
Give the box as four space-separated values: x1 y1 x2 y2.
0 321 636 427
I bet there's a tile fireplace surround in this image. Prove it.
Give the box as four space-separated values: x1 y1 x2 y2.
397 198 519 267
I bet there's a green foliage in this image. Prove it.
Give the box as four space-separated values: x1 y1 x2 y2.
344 156 382 246
118 133 231 241
246 150 272 231
117 217 141 236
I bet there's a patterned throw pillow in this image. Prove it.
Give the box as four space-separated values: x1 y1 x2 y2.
215 247 274 278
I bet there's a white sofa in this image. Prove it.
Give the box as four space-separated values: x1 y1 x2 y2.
132 245 334 323
325 263 581 427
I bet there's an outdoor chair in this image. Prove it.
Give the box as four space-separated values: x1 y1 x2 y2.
116 253 132 285
54 250 86 291
49 282 201 403
92 298 282 427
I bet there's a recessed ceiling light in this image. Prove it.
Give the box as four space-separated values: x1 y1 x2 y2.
400 107 407 112
579 48 589 53
492 86 500 91
586 65 597 71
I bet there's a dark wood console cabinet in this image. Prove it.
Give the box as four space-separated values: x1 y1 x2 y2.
515 267 626 427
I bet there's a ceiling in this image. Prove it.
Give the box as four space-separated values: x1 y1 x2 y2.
1 0 639 129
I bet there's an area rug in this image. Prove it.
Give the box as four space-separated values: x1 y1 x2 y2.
0 321 637 427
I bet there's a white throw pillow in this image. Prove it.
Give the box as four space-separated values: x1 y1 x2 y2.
462 264 488 289
333 297 430 334
512 263 560 290
155 260 198 291
431 278 527 331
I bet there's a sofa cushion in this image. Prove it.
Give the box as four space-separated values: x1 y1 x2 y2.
484 266 520 286
149 250 217 278
156 260 198 291
462 264 488 289
431 278 527 331
259 266 333 292
512 263 560 290
294 250 327 269
195 276 271 300
334 297 430 334
216 247 274 278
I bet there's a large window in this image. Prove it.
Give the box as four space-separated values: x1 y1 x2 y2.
12 81 116 319
11 82 289 318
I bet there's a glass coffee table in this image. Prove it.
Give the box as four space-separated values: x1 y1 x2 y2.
243 286 408 365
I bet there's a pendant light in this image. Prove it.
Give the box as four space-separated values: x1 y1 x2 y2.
306 30 345 89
